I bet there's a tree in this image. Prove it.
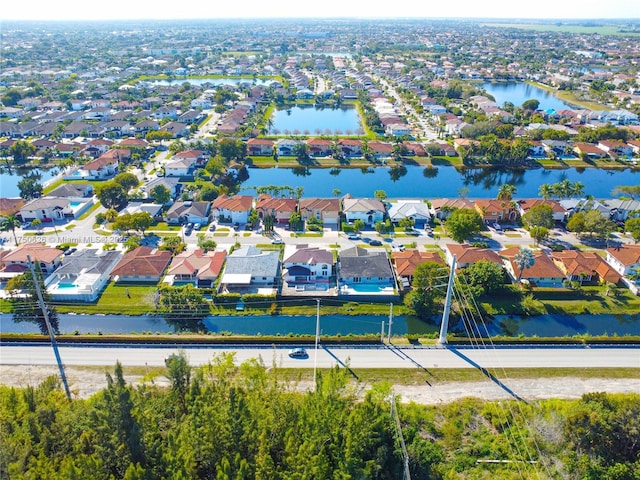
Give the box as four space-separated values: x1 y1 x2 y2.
1 88 22 106
625 217 640 243
105 208 119 222
583 209 617 238
159 235 186 255
0 215 21 246
17 177 43 200
522 99 540 111
445 208 484 243
352 219 365 233
399 217 415 231
6 268 59 335
113 172 139 191
96 181 127 209
566 212 586 235
460 260 505 297
529 226 549 245
514 248 535 282
197 235 217 252
124 235 142 252
404 261 448 318
130 212 153 235
150 185 171 205
522 204 554 229
158 284 209 331
496 183 516 201
539 183 554 199
9 140 36 163
613 185 640 199
374 190 387 202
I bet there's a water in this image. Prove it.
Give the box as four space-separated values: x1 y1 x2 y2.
0 313 404 336
241 165 638 199
145 78 271 87
493 314 640 337
270 105 362 135
479 82 575 111
0 168 59 198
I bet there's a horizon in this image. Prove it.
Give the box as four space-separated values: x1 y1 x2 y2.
3 0 640 22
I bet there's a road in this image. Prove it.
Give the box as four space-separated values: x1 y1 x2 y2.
1 344 637 369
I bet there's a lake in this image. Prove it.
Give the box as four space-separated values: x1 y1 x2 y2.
270 105 362 135
241 165 638 199
145 77 272 87
0 167 60 198
479 82 575 111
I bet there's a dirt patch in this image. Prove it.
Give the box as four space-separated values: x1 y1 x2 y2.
1 365 637 404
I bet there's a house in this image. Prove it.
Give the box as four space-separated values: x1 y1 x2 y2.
367 141 393 159
211 195 253 225
165 201 211 225
551 250 621 285
307 138 333 157
45 249 123 302
19 197 75 222
84 138 114 157
218 246 280 294
79 152 121 180
501 248 565 288
573 142 608 159
388 200 431 228
255 195 298 225
0 198 25 216
276 138 302 156
338 138 363 157
298 198 341 229
392 250 444 287
145 177 183 200
338 247 396 295
0 243 64 277
283 246 334 283
164 157 196 177
474 199 518 224
515 199 568 223
604 199 640 222
48 183 94 198
443 244 503 269
605 245 640 276
109 246 172 283
430 198 475 220
165 249 227 287
342 197 385 227
528 141 546 158
160 122 189 138
247 138 274 156
173 149 207 167
597 140 633 158
121 202 164 219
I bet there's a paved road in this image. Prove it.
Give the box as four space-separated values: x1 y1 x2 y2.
1 344 637 369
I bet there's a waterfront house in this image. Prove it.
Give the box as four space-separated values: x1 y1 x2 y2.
474 199 518 224
165 249 227 287
48 183 94 198
283 246 334 284
515 199 568 224
388 200 432 229
255 195 298 225
218 246 280 294
605 244 640 276
109 246 172 284
391 250 444 288
18 196 93 222
430 198 475 220
501 248 565 288
298 198 341 230
0 243 64 277
247 138 274 156
443 244 503 269
45 249 122 302
338 246 396 296
551 250 621 285
342 197 385 227
211 195 253 225
306 138 333 157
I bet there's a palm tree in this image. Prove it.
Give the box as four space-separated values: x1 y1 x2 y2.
1 215 21 246
571 181 585 199
514 248 535 283
497 183 517 201
539 183 554 199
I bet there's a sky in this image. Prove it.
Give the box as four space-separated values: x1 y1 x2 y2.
2 0 640 21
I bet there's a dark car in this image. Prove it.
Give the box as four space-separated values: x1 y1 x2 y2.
369 240 383 246
288 347 308 359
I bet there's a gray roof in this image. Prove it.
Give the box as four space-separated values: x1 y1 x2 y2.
388 200 431 222
339 249 393 278
145 176 180 190
22 196 70 210
166 201 210 219
342 198 385 213
224 246 280 278
55 249 122 276
47 183 93 198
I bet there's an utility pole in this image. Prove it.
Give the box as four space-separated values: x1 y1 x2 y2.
313 298 320 392
381 319 385 344
26 255 71 400
387 302 393 343
438 255 457 346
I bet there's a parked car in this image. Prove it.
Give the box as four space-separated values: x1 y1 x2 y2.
492 223 502 231
208 223 216 232
271 238 284 245
347 234 360 240
288 347 308 359
369 240 383 246
194 223 201 231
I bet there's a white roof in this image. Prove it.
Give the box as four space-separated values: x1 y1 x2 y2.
221 273 252 284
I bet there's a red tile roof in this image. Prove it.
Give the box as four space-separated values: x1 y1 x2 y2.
110 246 172 277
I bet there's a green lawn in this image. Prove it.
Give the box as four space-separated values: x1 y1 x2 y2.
151 222 182 232
56 283 159 315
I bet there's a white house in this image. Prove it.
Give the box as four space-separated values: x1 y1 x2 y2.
283 246 334 283
342 198 385 227
387 200 431 228
211 195 253 225
164 157 195 177
605 245 640 276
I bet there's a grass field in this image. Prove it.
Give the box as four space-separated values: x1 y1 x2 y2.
484 22 640 36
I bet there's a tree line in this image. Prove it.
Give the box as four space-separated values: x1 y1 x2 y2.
0 354 638 479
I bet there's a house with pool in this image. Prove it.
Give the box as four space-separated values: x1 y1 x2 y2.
45 248 122 302
337 247 397 298
18 196 94 223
